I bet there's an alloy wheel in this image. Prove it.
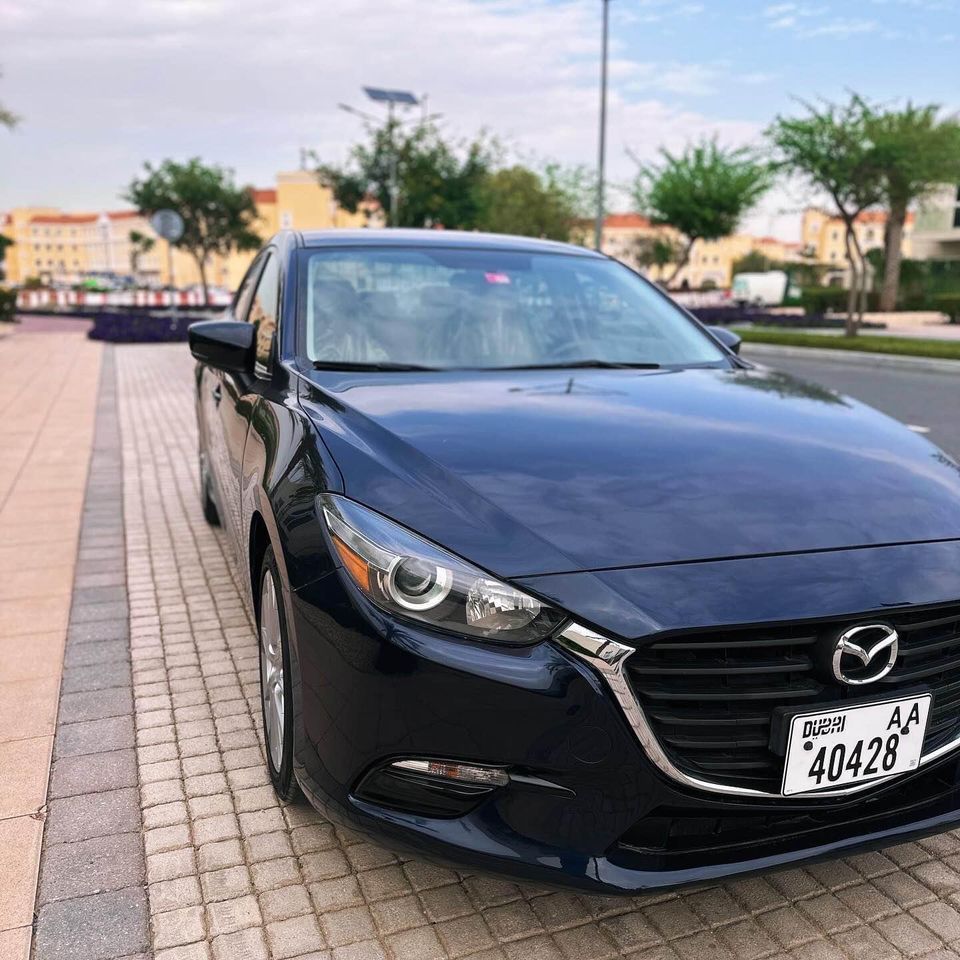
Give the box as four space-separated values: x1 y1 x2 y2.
259 570 285 772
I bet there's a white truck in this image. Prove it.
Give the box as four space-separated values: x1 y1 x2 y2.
731 270 793 307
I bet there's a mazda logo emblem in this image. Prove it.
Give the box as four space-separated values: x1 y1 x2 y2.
832 623 899 685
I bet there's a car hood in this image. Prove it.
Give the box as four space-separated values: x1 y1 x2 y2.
300 365 960 578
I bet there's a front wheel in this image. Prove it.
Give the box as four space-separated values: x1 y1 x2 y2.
258 547 300 801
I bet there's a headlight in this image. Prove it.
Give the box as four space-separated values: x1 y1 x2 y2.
319 494 565 644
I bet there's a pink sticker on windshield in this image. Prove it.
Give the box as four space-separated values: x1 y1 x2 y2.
484 272 511 284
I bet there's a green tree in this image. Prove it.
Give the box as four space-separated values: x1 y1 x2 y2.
315 119 497 229
473 166 577 240
0 235 13 282
631 138 772 286
0 69 19 130
767 96 885 335
125 158 261 304
867 103 960 311
732 249 781 275
630 235 681 279
128 230 155 281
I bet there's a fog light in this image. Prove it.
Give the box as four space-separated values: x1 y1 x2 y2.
390 759 509 787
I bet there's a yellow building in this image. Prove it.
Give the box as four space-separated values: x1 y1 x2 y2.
591 214 803 288
672 234 804 289
588 214 679 281
801 207 914 266
0 170 381 290
215 171 382 290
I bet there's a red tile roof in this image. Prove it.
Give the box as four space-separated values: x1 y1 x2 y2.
30 213 98 225
604 213 652 229
252 188 277 204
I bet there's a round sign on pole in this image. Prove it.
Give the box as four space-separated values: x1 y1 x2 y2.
150 209 184 242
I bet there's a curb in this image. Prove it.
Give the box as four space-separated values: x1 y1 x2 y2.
741 341 960 375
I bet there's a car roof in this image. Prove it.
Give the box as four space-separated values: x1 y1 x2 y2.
295 228 603 258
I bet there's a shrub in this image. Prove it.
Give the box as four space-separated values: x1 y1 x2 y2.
799 287 849 314
933 293 960 322
0 287 16 323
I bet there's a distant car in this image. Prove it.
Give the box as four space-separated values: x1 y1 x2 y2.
189 229 960 895
732 269 791 306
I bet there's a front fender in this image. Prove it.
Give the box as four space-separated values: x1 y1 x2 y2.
240 383 350 594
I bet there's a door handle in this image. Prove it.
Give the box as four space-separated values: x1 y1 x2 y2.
212 384 222 406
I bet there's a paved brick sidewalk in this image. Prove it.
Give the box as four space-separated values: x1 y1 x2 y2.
0 329 102 960
111 343 960 960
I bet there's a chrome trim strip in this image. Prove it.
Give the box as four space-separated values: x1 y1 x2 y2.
557 622 960 801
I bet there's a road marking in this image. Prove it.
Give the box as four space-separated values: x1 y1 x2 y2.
907 424 931 434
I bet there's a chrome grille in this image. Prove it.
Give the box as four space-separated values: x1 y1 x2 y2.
624 603 960 793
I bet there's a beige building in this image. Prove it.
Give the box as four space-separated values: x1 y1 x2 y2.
592 214 803 288
801 207 914 267
673 234 804 289
1 170 381 290
912 184 960 260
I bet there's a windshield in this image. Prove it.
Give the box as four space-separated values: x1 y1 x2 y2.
299 247 728 370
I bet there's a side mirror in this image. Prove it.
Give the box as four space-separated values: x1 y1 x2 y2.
706 325 742 355
188 320 255 373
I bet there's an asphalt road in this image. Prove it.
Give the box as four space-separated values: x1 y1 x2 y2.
742 347 959 458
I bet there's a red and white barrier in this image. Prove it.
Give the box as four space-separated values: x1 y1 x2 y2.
16 288 232 310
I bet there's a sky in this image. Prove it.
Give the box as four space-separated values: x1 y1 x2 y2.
0 0 957 240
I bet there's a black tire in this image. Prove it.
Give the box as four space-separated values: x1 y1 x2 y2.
199 455 221 526
257 546 302 802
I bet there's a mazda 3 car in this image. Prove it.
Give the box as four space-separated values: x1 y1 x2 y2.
189 229 960 894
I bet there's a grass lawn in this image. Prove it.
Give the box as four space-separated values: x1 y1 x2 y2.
734 327 960 362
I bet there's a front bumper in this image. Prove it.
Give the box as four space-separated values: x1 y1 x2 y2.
286 544 960 895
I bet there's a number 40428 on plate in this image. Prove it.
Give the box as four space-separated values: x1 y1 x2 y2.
781 694 931 796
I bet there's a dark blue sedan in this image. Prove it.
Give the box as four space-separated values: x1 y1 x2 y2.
189 229 960 894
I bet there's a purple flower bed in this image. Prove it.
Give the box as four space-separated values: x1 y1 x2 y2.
87 311 210 342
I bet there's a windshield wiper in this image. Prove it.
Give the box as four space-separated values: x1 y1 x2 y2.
500 360 662 370
312 360 440 372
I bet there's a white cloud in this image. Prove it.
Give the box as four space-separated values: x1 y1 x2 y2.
763 3 798 16
738 71 781 85
0 0 761 214
802 17 880 36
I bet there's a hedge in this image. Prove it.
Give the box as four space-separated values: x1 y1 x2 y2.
735 327 960 361
799 286 960 318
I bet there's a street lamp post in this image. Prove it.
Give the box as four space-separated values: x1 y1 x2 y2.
338 97 443 228
594 0 611 253
363 87 419 227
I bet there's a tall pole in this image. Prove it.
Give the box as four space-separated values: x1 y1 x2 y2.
387 101 399 227
593 0 610 253
167 239 177 321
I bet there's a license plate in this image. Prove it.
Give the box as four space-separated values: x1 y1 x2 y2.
781 694 931 796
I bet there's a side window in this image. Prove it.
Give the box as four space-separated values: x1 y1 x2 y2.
233 254 264 322
249 253 280 373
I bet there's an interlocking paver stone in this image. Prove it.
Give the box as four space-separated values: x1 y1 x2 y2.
34 887 150 960
38 831 143 902
48 747 137 798
44 787 141 844
113 342 960 960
